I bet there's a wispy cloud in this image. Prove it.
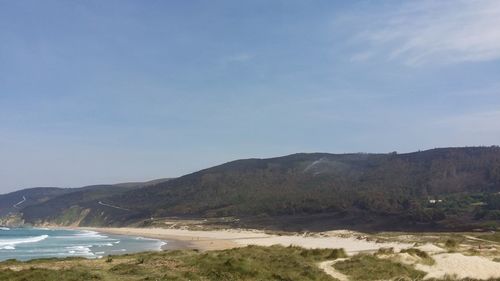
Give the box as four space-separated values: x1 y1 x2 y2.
220 53 255 64
437 110 500 133
352 0 500 65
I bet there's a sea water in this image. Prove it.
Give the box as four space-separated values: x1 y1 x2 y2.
0 227 165 261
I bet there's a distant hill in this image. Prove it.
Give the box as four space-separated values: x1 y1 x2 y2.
112 178 171 189
0 179 171 225
0 187 70 217
14 147 500 230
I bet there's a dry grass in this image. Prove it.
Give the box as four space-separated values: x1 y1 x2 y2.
0 245 342 281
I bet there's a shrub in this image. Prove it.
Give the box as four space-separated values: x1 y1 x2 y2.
327 248 347 259
444 239 458 249
400 248 435 265
334 254 426 281
376 247 394 255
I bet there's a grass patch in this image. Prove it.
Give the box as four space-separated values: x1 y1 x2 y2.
0 268 101 281
477 232 500 243
187 245 340 280
334 254 426 281
427 278 500 281
298 247 347 260
0 245 340 281
444 239 459 250
400 248 435 265
326 248 348 260
375 247 394 255
109 263 146 275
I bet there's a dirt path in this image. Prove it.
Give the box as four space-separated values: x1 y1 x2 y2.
318 258 349 281
464 235 500 245
13 196 26 209
98 201 130 211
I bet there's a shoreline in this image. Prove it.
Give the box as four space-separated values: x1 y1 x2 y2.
79 227 248 252
71 226 413 253
4 227 499 280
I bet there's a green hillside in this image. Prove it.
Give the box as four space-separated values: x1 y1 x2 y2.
0 187 71 217
17 147 500 230
0 179 170 226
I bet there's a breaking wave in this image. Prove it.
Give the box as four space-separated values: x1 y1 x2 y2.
0 235 49 250
0 228 165 261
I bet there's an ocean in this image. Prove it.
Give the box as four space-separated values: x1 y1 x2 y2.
0 227 165 261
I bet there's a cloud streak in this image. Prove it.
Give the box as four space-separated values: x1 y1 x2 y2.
437 110 500 134
353 0 500 65
220 53 255 64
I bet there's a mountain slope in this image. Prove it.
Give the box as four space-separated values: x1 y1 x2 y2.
20 179 171 226
20 147 500 230
1 179 170 225
0 187 71 217
20 185 137 226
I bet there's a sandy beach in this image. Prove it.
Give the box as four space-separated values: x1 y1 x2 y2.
44 227 500 280
416 253 500 280
85 227 245 251
81 227 412 253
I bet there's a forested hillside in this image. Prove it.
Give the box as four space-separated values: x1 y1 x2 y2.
16 147 500 230
0 180 169 226
0 187 71 217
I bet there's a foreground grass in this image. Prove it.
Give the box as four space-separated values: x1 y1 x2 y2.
2 245 498 281
333 254 426 281
0 245 344 281
333 253 500 281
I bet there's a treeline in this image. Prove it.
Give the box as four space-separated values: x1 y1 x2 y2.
21 147 500 230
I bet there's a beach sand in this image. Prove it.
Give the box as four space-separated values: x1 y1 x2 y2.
416 253 500 280
81 227 412 253
83 227 245 251
72 227 500 280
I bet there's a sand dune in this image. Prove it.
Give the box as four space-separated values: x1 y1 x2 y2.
232 234 410 254
79 227 500 280
416 253 500 280
84 227 411 253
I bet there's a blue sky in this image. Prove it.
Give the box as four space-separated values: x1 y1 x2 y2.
1 0 500 191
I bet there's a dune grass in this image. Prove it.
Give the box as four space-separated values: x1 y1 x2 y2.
0 245 343 281
477 232 500 243
400 248 435 265
0 268 101 281
333 254 426 281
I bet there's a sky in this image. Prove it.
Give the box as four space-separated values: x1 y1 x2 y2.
1 0 500 192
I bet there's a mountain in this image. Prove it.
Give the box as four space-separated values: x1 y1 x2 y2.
113 178 171 189
20 185 140 226
15 147 500 230
0 187 71 217
0 179 171 226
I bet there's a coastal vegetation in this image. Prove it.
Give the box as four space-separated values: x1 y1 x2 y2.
399 248 435 265
333 254 426 281
0 244 498 281
7 147 498 232
478 232 500 243
0 245 341 281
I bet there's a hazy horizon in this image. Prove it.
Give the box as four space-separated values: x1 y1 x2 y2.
1 1 500 192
